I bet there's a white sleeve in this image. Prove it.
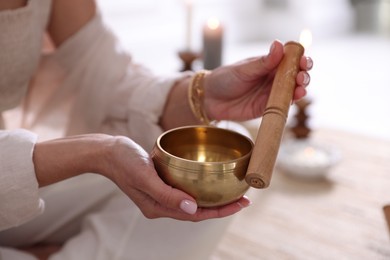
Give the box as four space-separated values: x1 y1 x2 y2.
0 129 44 231
101 66 192 151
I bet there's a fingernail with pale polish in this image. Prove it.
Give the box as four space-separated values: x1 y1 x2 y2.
303 72 310 85
180 200 197 215
237 196 252 209
306 57 313 70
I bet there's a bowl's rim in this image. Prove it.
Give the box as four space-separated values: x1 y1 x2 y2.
154 125 254 165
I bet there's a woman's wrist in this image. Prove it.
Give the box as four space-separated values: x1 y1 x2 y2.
160 70 218 129
33 134 115 187
160 75 197 129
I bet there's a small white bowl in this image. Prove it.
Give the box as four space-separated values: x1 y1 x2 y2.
276 139 341 179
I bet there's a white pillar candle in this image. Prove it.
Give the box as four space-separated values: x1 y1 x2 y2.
185 0 193 50
203 17 223 70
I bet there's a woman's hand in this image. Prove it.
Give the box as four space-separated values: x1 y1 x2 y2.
203 40 313 122
102 136 251 221
34 134 250 222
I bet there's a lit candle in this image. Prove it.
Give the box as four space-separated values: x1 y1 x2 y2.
203 17 223 70
291 146 330 168
299 28 313 51
185 0 193 50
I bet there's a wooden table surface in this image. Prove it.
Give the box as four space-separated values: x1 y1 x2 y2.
211 128 390 260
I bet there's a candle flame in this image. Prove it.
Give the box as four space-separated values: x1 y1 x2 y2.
207 17 220 30
198 154 206 162
299 29 312 49
304 147 316 157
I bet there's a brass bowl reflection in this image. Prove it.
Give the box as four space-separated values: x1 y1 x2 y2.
151 126 254 207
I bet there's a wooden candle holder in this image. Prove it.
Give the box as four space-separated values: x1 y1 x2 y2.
245 41 305 189
178 50 200 71
291 98 312 139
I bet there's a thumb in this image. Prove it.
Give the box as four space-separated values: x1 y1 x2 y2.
233 40 284 79
261 39 284 71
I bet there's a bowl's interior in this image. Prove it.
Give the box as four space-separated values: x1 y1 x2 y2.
159 127 252 163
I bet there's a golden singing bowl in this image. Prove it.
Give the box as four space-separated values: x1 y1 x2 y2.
151 126 254 207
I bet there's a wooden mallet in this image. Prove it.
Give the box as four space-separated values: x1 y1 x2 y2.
245 41 305 189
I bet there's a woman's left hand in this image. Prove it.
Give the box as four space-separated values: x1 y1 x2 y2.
203 40 313 122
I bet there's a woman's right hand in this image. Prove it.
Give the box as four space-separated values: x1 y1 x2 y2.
99 136 251 221
33 134 251 222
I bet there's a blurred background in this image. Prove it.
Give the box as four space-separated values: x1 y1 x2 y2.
96 0 390 141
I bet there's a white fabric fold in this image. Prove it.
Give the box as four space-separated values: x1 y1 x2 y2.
0 129 43 231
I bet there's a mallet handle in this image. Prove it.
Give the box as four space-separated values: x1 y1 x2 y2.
245 41 304 189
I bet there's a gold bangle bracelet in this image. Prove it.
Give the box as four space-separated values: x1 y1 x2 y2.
188 70 213 125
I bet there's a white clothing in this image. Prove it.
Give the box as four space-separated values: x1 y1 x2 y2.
0 130 43 230
0 1 236 260
0 0 51 112
0 0 50 231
